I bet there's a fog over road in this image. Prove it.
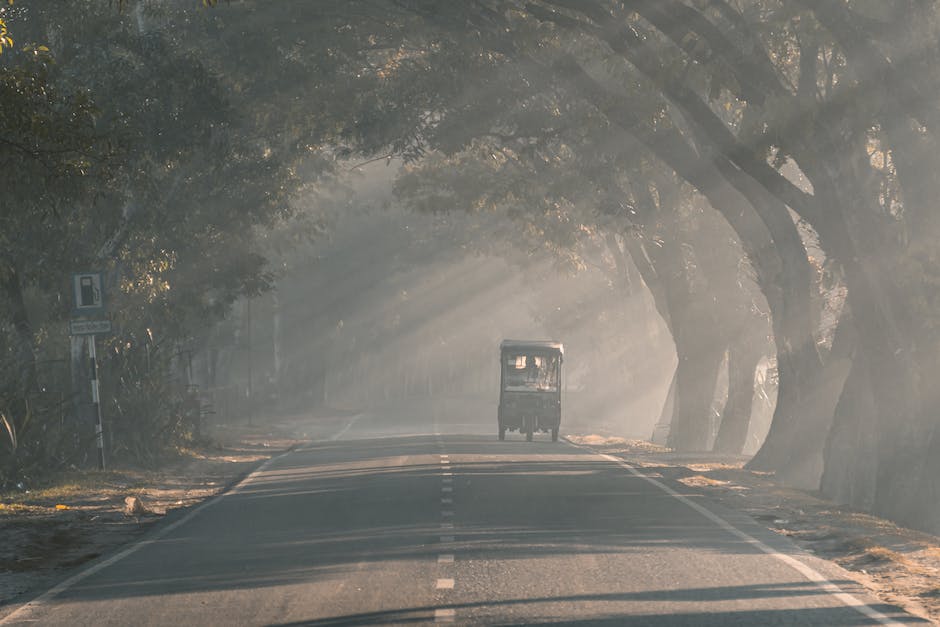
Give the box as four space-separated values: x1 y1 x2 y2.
2 409 921 626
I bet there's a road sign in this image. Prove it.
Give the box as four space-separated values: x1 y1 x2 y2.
72 272 105 315
69 319 112 336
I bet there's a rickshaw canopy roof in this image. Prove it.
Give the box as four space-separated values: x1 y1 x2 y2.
500 340 564 358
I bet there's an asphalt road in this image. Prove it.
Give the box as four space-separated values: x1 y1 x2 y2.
1 406 924 626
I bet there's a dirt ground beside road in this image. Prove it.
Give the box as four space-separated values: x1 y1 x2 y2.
568 434 940 625
0 414 322 613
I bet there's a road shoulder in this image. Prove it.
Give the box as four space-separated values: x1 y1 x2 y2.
567 434 940 625
0 416 315 618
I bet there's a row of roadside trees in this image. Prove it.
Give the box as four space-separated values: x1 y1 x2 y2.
4 1 940 535
299 0 940 533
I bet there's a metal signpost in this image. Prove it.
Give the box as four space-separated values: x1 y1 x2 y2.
70 272 110 470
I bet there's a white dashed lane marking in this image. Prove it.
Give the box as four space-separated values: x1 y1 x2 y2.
435 608 456 623
436 449 456 623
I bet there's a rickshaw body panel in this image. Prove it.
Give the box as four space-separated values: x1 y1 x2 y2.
497 340 564 440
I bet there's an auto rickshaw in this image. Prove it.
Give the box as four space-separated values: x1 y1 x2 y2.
497 340 563 441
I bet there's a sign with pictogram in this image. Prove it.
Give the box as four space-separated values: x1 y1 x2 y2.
72 272 105 316
68 271 110 470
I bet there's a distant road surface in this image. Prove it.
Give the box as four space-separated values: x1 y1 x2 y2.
0 406 923 625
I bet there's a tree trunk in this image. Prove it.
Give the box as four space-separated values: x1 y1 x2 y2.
916 415 940 532
741 294 825 479
850 267 924 528
558 60 825 474
820 353 877 510
1 267 37 398
652 369 676 445
665 276 726 452
667 332 724 451
713 336 763 455
747 328 840 488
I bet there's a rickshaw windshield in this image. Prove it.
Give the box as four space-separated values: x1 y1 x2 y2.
503 353 560 392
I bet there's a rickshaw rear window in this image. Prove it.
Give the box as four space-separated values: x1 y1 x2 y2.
503 354 560 392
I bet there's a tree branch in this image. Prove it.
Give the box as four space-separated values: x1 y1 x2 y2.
531 2 821 227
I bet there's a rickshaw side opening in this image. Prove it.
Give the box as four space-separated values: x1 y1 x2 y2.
498 340 564 442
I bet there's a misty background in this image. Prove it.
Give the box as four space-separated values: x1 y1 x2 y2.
4 0 940 537
211 163 690 445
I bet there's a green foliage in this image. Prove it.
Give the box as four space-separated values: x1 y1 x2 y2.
0 20 12 53
0 0 334 481
1 1 939 525
104 335 202 465
0 1 14 54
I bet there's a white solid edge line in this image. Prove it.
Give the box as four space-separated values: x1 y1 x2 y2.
0 449 293 626
329 413 363 441
565 441 905 627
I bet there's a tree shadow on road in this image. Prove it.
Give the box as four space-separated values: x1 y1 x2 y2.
40 435 922 626
266 585 920 625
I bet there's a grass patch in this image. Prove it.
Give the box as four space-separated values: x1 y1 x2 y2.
0 469 149 508
864 545 907 564
839 536 916 568
679 474 730 488
0 502 38 514
567 434 671 453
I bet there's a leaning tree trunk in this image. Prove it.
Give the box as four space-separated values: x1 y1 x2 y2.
746 303 826 486
638 170 730 452
666 300 727 451
817 307 877 509
847 256 925 529
725 170 826 487
805 142 928 528
667 337 724 451
820 353 878 510
560 51 828 483
713 335 763 455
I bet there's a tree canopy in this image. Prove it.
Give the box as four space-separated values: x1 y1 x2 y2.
3 0 940 533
